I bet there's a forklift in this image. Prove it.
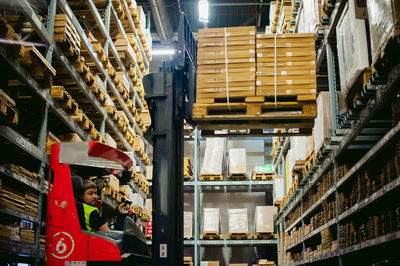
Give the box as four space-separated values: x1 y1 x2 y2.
45 13 197 266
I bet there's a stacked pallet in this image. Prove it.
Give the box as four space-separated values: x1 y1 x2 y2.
40 235 46 249
134 135 150 165
0 16 56 85
20 228 35 245
0 224 13 241
183 157 193 180
256 34 317 124
54 14 81 58
3 164 40 184
0 89 19 126
25 191 38 217
0 180 25 213
196 26 256 104
321 227 333 254
285 205 301 229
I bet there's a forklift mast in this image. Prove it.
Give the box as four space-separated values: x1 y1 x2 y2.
143 13 197 266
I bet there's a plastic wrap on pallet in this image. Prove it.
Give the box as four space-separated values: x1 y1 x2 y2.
200 138 226 175
122 185 134 202
146 165 153 181
255 206 274 233
228 208 249 234
367 0 400 64
145 199 152 220
269 2 277 28
286 148 294 189
298 0 320 33
203 208 220 234
228 148 247 175
184 211 193 238
290 137 308 161
305 130 314 159
144 28 152 51
273 175 284 202
336 1 369 96
314 92 332 156
105 133 117 149
132 193 144 209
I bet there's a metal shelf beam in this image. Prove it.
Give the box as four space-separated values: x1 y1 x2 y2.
0 166 40 192
338 176 400 221
0 239 42 257
0 126 48 165
0 206 39 224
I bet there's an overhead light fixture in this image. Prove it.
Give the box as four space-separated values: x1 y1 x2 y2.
199 0 209 23
151 49 176 55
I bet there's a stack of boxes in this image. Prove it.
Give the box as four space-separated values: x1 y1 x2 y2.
196 27 256 103
256 33 316 99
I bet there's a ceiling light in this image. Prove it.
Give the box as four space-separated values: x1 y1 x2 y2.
199 0 209 23
151 49 176 55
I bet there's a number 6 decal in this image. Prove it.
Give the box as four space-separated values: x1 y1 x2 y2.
50 232 75 259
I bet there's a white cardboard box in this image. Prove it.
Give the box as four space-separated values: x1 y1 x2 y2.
255 206 274 233
228 208 249 234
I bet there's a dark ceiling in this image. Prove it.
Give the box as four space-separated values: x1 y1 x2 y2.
138 0 271 41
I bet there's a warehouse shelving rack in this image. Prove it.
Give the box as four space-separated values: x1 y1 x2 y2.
274 0 400 264
0 0 151 263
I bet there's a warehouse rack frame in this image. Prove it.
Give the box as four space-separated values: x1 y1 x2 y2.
0 0 152 264
273 0 400 264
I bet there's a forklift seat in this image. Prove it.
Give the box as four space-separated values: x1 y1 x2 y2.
71 175 87 231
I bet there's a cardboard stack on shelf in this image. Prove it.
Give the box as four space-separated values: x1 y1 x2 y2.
102 174 120 201
255 33 317 129
196 26 256 104
201 262 220 266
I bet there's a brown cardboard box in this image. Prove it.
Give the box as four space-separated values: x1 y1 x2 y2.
184 211 193 239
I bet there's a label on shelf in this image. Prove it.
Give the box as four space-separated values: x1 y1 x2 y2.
10 226 20 241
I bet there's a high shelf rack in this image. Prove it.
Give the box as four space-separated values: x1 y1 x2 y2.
274 0 400 265
0 0 151 263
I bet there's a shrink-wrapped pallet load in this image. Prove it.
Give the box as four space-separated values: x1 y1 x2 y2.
336 1 369 96
255 206 274 234
313 92 346 156
202 208 220 234
366 0 400 65
200 138 226 176
184 211 193 239
196 26 256 103
228 148 247 176
228 208 249 234
297 0 320 33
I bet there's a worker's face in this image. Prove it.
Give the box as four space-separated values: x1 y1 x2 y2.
83 188 98 206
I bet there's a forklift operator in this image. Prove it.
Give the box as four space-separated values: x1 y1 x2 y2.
79 179 110 232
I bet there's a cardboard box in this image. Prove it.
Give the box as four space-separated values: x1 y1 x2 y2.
203 208 220 234
255 33 317 98
197 27 256 102
255 206 274 233
184 211 193 238
228 208 249 234
273 176 284 202
228 148 247 175
200 138 226 175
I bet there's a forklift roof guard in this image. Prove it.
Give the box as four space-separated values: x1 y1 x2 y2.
58 142 133 171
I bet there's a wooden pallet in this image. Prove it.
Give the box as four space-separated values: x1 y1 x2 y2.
200 233 223 240
228 173 248 180
193 95 316 121
345 67 373 107
252 172 274 181
196 119 315 131
200 174 224 181
145 235 152 240
253 233 277 240
184 175 194 181
50 86 80 114
3 164 40 182
305 152 315 172
54 14 81 57
227 233 251 240
0 90 18 126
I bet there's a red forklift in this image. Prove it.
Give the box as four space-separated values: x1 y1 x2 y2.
45 141 151 265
